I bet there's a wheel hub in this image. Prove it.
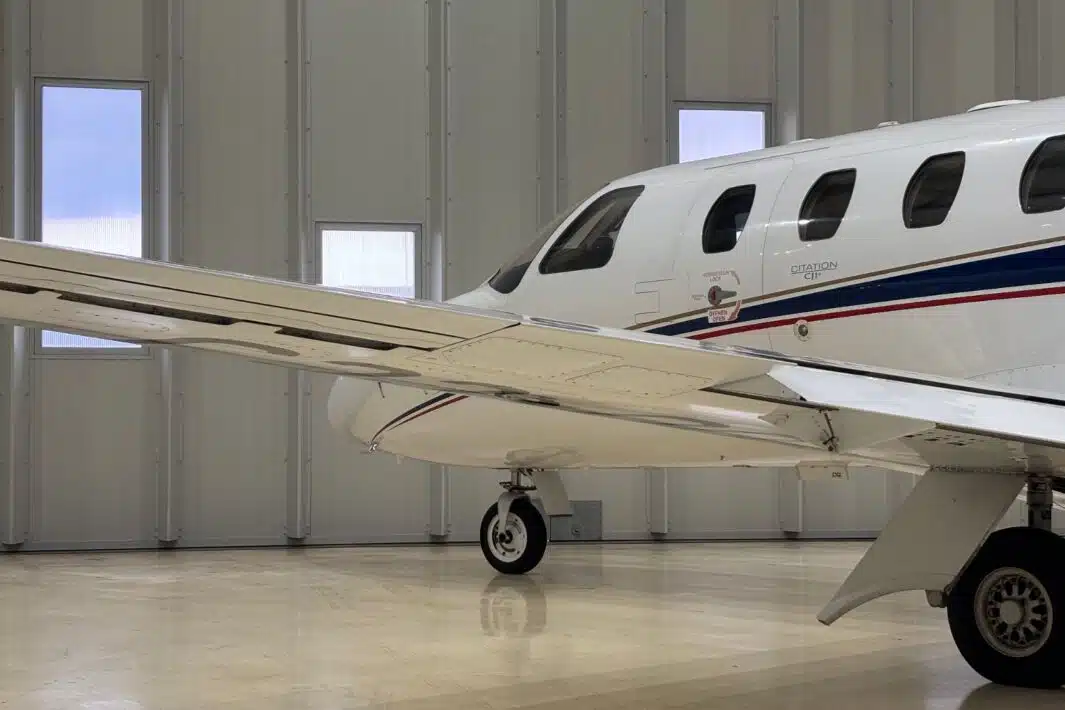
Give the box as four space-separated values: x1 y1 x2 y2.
975 567 1054 658
488 512 528 563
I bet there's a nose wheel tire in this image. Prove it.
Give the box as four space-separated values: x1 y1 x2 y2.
479 497 548 575
947 526 1065 689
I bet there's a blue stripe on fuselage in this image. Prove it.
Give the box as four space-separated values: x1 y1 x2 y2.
649 241 1065 337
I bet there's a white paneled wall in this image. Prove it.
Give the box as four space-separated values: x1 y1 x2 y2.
6 0 1065 549
684 0 775 102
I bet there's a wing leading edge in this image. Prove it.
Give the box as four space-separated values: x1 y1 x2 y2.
1 238 1065 473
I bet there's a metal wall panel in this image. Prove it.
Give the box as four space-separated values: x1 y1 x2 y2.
666 469 781 539
302 0 432 545
802 0 890 138
31 361 156 548
25 0 154 550
30 0 145 79
307 0 428 224
800 470 892 537
307 373 431 544
445 0 539 296
176 0 289 546
564 0 644 204
1021 0 1065 99
562 469 648 540
684 0 775 102
913 0 1013 119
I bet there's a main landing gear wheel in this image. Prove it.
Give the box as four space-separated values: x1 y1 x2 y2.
479 497 547 575
947 526 1065 689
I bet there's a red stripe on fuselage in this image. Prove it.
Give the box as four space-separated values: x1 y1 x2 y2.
691 284 1065 340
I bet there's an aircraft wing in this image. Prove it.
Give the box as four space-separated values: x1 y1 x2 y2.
3 238 1065 472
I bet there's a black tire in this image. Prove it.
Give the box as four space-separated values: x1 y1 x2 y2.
947 527 1065 689
479 497 548 575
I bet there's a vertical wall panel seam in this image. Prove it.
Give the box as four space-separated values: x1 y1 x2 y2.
0 0 31 546
663 0 684 164
640 0 666 171
555 0 567 209
426 0 449 538
146 0 184 544
773 0 803 144
536 0 562 226
284 0 311 541
887 0 914 121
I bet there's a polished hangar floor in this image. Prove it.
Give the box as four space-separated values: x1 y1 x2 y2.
0 541 1062 709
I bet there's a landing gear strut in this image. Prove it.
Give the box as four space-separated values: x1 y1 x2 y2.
946 475 1065 689
479 470 548 575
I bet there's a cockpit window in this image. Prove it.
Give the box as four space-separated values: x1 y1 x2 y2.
538 185 645 275
486 201 581 294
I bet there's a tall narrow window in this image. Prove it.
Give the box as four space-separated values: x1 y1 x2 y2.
675 102 769 163
903 152 966 229
1020 135 1065 214
318 224 419 298
799 169 857 242
39 83 145 349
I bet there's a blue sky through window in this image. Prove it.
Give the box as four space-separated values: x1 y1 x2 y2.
40 84 143 349
42 85 142 220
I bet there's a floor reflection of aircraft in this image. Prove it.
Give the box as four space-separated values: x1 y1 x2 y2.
479 575 548 639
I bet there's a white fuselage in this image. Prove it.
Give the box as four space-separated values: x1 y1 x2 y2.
328 98 1065 470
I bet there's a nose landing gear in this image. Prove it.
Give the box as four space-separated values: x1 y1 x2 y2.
478 470 550 575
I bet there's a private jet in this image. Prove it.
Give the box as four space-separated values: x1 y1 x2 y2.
2 97 1065 688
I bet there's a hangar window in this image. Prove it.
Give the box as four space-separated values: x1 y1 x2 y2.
798 169 857 242
674 102 769 163
1020 135 1065 214
903 152 966 228
37 82 146 351
539 186 644 275
703 185 756 253
317 224 419 298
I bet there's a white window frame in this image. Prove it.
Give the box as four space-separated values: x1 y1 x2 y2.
313 221 425 299
668 100 773 165
32 77 152 359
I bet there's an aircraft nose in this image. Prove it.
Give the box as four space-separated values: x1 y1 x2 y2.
327 376 376 437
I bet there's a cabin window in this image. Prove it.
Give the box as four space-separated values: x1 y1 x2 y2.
798 169 857 242
703 185 756 253
903 152 966 228
1020 135 1065 214
538 186 644 275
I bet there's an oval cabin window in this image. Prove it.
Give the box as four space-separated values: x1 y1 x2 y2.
703 185 756 254
798 168 857 242
1020 135 1065 214
903 152 966 229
